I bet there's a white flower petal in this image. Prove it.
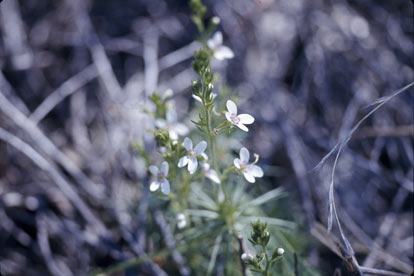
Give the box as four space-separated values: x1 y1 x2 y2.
166 109 177 122
208 31 223 49
225 111 233 123
214 46 234 60
169 130 178 140
177 213 185 221
240 147 250 163
238 114 254 124
234 158 242 169
201 152 208 160
226 100 237 115
160 179 170 195
161 161 169 176
243 172 256 183
183 137 193 151
250 165 264 178
187 157 198 174
202 163 211 171
214 31 223 45
207 39 215 50
174 123 189 136
149 165 159 175
236 123 249 132
177 219 187 229
194 141 207 155
178 156 189 167
149 181 160 192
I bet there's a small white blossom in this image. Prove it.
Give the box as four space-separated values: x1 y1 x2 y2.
234 147 264 183
202 163 221 184
155 109 189 140
225 100 255 132
149 161 170 194
277 248 285 256
178 137 207 174
176 213 187 229
241 253 254 263
207 31 234 61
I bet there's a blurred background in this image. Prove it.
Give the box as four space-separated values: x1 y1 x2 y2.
0 0 412 275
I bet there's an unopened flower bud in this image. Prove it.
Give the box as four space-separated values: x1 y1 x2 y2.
272 247 285 259
241 253 253 263
176 213 187 229
212 16 220 25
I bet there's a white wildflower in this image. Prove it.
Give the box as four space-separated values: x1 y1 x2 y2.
277 248 285 256
176 213 187 229
178 137 207 174
149 161 170 194
155 109 189 140
207 31 234 61
225 100 255 132
234 147 263 183
202 163 221 184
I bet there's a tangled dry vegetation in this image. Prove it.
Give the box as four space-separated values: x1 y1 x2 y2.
0 0 412 275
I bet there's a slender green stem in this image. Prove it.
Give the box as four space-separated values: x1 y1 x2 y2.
204 106 216 169
203 103 227 202
262 245 271 276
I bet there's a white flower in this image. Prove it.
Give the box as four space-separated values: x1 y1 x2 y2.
176 213 187 229
241 253 254 263
202 163 221 184
207 31 234 61
234 147 264 183
225 100 255 132
149 161 170 194
155 109 189 140
277 248 285 256
178 137 207 174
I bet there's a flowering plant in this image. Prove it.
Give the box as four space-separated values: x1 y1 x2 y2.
91 1 319 275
